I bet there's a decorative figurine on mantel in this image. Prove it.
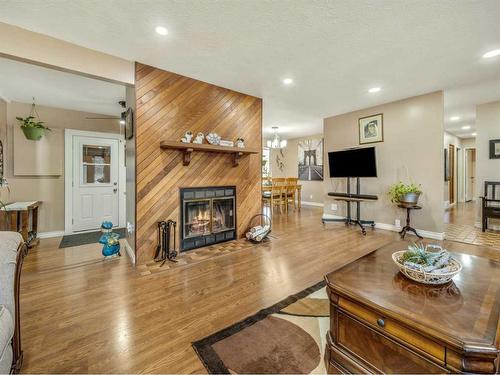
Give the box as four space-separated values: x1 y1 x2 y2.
206 132 221 145
193 132 205 144
236 138 245 148
99 221 121 257
180 131 193 143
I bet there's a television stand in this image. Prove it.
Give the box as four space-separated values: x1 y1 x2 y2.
323 178 377 235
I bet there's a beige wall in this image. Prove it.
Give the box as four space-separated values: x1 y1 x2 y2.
475 100 500 225
270 134 324 205
323 91 444 234
461 137 476 149
1 101 120 233
0 22 134 85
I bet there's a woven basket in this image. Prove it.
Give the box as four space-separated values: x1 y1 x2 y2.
392 250 462 285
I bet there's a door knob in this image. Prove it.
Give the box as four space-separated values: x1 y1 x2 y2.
113 188 118 193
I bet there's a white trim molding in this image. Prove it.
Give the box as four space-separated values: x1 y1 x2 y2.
123 239 136 264
300 201 324 207
475 221 500 231
322 214 445 240
38 230 66 239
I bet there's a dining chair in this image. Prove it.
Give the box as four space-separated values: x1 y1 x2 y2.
263 178 286 213
285 177 298 211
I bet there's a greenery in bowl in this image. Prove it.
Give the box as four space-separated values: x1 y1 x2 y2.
16 116 50 130
388 181 422 203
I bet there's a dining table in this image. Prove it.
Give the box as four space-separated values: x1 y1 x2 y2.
262 183 302 209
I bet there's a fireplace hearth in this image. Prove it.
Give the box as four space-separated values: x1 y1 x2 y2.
180 186 236 251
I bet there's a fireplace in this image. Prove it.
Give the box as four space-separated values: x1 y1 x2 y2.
180 186 236 251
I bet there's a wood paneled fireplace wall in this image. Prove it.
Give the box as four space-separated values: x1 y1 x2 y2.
135 63 262 263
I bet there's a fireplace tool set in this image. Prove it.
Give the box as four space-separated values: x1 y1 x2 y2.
154 220 178 265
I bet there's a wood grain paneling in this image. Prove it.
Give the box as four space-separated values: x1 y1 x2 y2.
135 63 262 263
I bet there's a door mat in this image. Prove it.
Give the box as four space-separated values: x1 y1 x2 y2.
192 280 329 374
59 228 126 248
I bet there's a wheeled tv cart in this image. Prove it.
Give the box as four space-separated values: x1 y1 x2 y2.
322 177 378 235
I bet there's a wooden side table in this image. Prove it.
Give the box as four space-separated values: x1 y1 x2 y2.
1 201 41 248
398 204 422 239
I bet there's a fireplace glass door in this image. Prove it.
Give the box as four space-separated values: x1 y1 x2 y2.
184 199 211 238
212 197 235 233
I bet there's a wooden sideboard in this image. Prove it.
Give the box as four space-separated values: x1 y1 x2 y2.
325 241 499 374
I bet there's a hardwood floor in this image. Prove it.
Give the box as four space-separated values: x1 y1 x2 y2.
19 207 497 373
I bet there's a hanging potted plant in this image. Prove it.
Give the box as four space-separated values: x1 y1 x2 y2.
16 116 50 141
16 98 50 141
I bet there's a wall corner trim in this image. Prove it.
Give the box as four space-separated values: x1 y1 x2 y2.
123 239 136 264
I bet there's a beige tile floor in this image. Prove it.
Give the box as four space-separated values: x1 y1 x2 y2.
445 201 500 249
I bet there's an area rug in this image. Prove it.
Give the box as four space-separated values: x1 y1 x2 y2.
192 281 329 374
59 228 126 248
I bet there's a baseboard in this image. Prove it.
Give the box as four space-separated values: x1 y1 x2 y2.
444 201 456 210
322 214 445 240
38 230 65 239
474 221 500 231
123 239 136 264
301 201 324 207
322 213 345 220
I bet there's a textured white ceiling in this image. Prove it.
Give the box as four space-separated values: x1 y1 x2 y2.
444 77 500 138
1 0 500 139
0 57 125 115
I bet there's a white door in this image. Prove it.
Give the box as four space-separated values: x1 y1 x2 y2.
72 136 119 231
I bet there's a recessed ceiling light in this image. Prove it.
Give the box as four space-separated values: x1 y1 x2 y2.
368 87 381 93
482 49 500 59
155 26 168 36
461 125 471 130
450 116 460 121
471 132 477 136
282 78 293 85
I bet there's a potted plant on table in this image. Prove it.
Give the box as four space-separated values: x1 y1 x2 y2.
16 116 51 141
388 182 422 206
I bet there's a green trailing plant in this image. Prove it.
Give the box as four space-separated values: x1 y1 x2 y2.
16 116 50 131
388 181 422 203
400 242 434 265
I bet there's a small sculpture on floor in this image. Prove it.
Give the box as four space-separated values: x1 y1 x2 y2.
99 221 121 257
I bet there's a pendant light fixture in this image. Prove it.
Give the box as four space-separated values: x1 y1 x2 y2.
266 126 287 149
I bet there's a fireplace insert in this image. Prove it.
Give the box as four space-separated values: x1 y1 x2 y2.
180 186 236 251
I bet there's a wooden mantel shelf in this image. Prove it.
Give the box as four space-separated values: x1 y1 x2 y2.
160 140 259 167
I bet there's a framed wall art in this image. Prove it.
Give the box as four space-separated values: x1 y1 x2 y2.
359 113 383 144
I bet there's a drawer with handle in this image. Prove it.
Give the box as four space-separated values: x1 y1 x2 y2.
337 296 445 363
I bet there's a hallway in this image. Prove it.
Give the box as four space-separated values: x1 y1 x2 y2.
445 201 500 249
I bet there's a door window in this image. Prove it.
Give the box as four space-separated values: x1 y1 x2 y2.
82 145 111 184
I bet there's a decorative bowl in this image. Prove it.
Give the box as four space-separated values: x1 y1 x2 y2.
392 250 462 285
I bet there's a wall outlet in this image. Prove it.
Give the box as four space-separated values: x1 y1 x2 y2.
309 194 313 200
395 219 401 228
331 203 338 211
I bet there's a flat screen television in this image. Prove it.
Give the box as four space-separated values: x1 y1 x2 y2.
328 147 377 177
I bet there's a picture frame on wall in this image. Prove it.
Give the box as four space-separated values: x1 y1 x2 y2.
359 113 383 144
489 139 500 159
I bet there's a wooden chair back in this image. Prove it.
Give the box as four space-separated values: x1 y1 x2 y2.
484 181 500 201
